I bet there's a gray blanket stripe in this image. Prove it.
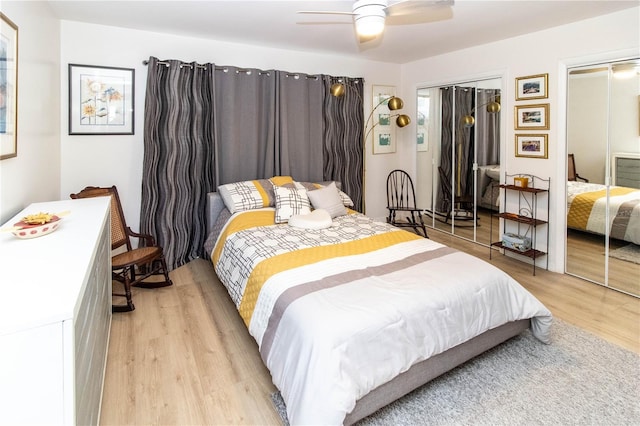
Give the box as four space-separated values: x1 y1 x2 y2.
610 199 639 241
259 246 457 363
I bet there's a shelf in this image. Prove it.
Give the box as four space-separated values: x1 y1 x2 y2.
491 242 546 259
491 173 550 276
497 212 547 226
499 184 548 194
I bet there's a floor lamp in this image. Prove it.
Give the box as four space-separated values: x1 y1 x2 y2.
330 81 411 213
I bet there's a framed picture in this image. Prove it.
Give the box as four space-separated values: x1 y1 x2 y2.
515 73 548 101
416 98 428 152
69 64 134 135
371 85 396 154
514 103 549 130
515 134 548 159
1 13 18 160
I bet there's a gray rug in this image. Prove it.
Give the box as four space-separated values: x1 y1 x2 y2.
271 319 640 425
609 244 640 265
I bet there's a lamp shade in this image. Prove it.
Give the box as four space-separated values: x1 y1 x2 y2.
330 82 346 97
387 96 404 111
396 114 411 128
462 115 475 127
486 101 501 113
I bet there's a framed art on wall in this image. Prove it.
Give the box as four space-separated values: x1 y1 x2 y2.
371 85 397 154
514 103 549 130
69 64 135 135
1 12 18 160
515 73 548 101
515 134 548 159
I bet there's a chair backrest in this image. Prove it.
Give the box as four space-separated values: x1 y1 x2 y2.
568 153 578 181
70 186 130 251
387 169 418 209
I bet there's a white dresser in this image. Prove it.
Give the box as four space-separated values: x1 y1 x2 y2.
0 197 112 425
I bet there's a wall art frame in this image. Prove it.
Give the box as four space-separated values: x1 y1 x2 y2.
515 73 548 101
1 12 18 160
371 85 397 154
514 103 549 130
69 64 135 135
515 134 548 159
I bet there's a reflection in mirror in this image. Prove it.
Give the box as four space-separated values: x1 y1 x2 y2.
566 58 640 297
416 78 501 247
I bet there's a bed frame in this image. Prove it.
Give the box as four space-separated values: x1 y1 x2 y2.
205 192 531 424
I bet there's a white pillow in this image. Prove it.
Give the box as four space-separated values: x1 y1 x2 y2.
307 182 347 218
289 209 332 230
273 186 311 224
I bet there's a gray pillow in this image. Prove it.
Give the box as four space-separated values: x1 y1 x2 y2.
307 182 347 218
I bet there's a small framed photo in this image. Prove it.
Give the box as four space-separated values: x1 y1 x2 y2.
515 134 548 159
515 73 548 101
514 103 549 130
1 12 18 160
69 64 134 135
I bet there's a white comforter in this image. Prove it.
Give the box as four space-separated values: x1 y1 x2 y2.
212 210 552 425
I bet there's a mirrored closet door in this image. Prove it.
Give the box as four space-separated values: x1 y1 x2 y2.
416 78 501 246
566 58 640 297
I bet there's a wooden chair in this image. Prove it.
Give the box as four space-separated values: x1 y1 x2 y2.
386 169 428 238
568 153 589 182
70 186 173 312
438 167 475 224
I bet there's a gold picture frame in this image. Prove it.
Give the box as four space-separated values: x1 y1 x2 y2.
515 73 548 101
515 134 548 159
1 12 18 160
514 103 549 130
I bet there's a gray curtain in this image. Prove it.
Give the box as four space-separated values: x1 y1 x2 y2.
437 86 474 213
141 57 216 270
141 57 363 270
323 76 364 211
475 88 501 166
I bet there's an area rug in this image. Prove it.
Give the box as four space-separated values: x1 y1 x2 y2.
609 243 640 265
271 319 639 425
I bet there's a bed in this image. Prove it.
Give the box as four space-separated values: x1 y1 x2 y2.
477 164 500 211
204 178 552 425
567 181 640 245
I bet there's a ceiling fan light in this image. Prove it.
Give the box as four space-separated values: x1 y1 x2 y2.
355 15 385 37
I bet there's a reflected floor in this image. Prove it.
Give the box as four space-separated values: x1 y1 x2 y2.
566 229 640 297
424 208 500 246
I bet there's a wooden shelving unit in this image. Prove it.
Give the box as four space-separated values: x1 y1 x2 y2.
490 174 550 275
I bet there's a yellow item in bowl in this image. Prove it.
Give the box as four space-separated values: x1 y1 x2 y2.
22 212 54 225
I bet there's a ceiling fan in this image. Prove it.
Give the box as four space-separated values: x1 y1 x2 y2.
297 0 455 43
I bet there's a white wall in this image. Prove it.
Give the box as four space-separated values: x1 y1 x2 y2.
400 7 640 273
59 20 401 232
0 1 60 223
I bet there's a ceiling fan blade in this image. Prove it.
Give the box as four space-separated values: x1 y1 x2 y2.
385 0 454 17
386 4 452 25
296 10 355 16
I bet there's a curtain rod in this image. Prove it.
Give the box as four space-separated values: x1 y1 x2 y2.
142 59 319 79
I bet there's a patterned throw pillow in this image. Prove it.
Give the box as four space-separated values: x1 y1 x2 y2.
217 176 293 214
273 186 311 223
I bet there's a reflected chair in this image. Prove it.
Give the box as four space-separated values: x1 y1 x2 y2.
438 167 475 224
70 186 173 312
568 154 589 182
386 169 428 238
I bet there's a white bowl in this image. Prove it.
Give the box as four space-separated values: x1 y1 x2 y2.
12 216 62 239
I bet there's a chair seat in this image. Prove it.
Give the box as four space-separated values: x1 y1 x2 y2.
113 246 163 269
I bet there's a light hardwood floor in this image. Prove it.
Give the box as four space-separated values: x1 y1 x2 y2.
100 231 640 425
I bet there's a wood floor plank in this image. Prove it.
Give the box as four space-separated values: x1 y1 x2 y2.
100 233 640 424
